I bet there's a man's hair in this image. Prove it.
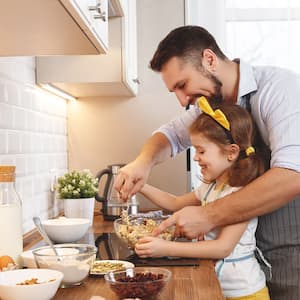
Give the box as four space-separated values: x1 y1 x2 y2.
189 103 270 187
150 26 227 72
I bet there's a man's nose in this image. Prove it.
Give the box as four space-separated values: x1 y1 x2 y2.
175 90 189 107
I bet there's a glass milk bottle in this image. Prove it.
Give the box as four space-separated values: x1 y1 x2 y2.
0 166 23 266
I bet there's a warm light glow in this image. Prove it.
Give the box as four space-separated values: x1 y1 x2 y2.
39 84 77 101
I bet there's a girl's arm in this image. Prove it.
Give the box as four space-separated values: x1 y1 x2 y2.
139 184 199 212
136 220 249 259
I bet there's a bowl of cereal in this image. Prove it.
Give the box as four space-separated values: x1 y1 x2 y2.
104 267 171 299
0 268 63 300
114 215 175 249
32 244 96 288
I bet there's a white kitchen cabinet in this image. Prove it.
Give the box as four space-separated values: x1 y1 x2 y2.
36 0 138 97
60 0 109 54
0 0 123 56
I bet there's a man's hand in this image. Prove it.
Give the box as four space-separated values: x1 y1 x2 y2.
152 206 214 239
114 159 152 201
114 132 172 201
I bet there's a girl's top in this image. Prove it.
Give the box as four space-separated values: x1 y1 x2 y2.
195 182 266 298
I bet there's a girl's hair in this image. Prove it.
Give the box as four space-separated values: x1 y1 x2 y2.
150 26 227 72
189 103 270 187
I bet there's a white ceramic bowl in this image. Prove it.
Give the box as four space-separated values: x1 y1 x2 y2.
41 217 90 243
20 250 37 268
0 268 63 300
33 244 97 288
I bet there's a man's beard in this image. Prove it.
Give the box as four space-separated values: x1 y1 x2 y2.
187 66 224 107
203 70 223 106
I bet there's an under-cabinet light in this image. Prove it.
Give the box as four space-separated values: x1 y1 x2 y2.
39 84 76 101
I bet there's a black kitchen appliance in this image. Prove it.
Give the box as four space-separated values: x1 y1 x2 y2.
95 232 200 267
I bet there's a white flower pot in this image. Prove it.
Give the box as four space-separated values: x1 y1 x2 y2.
63 197 95 226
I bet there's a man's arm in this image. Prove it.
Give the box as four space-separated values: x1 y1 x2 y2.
210 167 300 224
154 167 300 238
114 132 172 200
115 106 200 200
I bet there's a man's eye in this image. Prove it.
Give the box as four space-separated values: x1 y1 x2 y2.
178 82 185 89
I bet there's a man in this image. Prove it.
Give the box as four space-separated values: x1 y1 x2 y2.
115 26 300 299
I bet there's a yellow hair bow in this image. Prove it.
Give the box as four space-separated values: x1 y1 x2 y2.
197 96 230 131
245 146 255 156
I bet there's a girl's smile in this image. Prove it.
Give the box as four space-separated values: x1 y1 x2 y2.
190 133 235 184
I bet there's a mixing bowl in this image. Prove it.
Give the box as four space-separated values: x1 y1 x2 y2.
41 217 90 243
33 244 96 288
114 215 175 249
104 267 171 299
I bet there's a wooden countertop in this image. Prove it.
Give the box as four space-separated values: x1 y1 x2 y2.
24 214 225 300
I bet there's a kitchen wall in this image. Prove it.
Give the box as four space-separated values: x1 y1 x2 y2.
0 57 68 232
68 0 187 210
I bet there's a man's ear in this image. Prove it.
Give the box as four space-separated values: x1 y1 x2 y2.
227 144 240 161
202 49 217 72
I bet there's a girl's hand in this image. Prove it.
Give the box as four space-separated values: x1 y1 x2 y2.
135 237 169 258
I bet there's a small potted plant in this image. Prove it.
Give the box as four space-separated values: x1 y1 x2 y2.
56 169 98 226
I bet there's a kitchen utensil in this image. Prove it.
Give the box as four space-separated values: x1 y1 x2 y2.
32 217 60 258
95 164 139 220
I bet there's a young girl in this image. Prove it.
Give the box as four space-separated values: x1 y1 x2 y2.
135 97 270 300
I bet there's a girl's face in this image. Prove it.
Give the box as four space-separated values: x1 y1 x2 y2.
190 132 234 184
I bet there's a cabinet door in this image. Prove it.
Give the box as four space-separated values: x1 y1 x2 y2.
61 0 109 53
36 0 137 97
122 0 138 95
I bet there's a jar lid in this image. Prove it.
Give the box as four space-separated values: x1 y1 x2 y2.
0 166 16 182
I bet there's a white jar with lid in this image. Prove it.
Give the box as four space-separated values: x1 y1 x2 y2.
0 166 23 266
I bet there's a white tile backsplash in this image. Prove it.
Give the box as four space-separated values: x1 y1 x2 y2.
7 131 21 153
0 131 6 154
0 103 13 128
0 82 5 101
0 57 68 233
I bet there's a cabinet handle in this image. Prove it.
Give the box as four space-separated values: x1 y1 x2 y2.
89 0 106 21
88 5 97 11
133 78 140 84
88 0 102 13
93 12 106 22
